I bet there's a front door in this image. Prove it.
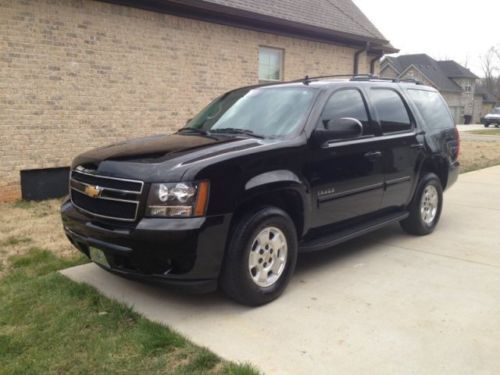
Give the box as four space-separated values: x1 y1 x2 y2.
306 88 385 228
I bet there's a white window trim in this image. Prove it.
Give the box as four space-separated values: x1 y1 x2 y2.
259 46 284 83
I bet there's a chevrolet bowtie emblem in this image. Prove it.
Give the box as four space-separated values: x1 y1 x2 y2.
84 185 103 198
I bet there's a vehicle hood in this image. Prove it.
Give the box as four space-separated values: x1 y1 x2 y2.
72 133 265 180
485 113 500 118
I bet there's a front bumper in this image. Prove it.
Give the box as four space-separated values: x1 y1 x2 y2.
485 116 500 124
61 199 231 293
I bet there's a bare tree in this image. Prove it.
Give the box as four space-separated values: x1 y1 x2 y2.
480 47 499 93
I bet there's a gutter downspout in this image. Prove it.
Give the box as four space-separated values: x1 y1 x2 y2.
353 42 370 75
370 52 384 75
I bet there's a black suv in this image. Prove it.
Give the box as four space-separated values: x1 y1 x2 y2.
61 76 460 306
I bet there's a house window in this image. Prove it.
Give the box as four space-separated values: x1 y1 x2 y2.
259 47 283 82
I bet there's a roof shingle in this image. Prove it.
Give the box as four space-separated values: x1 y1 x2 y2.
382 54 474 93
198 0 389 43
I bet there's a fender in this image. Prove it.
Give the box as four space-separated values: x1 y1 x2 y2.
242 170 312 237
245 170 301 190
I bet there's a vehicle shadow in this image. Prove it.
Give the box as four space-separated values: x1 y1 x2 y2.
295 223 400 277
91 223 403 310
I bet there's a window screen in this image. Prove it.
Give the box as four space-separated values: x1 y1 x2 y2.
259 47 283 82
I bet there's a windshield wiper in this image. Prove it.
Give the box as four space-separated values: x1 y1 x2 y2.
177 127 209 136
210 128 265 139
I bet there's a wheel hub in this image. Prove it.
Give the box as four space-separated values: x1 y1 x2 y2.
248 227 288 288
420 185 439 225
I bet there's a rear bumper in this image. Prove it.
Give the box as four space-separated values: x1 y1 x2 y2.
61 199 231 293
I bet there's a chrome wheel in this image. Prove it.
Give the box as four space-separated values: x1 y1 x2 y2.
248 226 288 288
420 185 439 225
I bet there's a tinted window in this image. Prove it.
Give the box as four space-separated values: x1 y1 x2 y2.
370 89 411 133
321 89 373 135
406 89 454 129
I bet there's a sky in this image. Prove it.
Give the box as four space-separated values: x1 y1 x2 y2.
352 0 500 77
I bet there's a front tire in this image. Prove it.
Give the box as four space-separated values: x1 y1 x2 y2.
220 207 298 306
400 173 443 236
485 123 490 128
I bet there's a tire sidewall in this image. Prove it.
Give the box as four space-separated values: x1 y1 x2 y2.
222 207 298 305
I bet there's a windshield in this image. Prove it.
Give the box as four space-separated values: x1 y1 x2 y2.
185 86 317 138
493 108 500 114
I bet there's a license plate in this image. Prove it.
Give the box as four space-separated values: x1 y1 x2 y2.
89 247 110 268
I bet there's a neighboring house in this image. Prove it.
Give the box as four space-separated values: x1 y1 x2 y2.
381 54 481 124
0 0 396 201
475 85 497 119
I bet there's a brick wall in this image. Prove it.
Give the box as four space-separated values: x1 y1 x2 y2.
0 0 374 201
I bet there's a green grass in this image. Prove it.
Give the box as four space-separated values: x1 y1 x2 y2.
0 236 32 247
468 129 500 136
12 199 36 209
0 249 259 375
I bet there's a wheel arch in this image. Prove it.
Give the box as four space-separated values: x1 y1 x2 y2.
419 156 449 190
231 180 310 240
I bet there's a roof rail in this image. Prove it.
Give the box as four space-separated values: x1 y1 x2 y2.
295 74 423 85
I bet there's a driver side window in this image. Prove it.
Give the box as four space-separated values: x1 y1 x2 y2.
320 89 374 136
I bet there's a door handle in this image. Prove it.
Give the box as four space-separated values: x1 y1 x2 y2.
364 151 382 160
410 143 425 150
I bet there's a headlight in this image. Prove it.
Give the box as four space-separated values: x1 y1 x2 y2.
146 181 209 218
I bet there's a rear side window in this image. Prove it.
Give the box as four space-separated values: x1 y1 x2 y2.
321 89 374 135
369 89 412 133
406 89 454 129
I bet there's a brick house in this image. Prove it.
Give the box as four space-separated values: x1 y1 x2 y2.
0 0 395 201
380 54 483 124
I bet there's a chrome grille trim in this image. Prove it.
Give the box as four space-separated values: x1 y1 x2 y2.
70 180 140 203
72 169 144 194
70 169 144 222
70 200 139 223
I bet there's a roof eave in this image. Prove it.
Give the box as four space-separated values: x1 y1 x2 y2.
101 0 396 51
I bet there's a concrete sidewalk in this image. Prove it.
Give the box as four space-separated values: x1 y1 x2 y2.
61 166 500 375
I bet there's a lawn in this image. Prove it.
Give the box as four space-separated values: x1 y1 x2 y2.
0 201 257 374
467 129 500 136
460 139 500 173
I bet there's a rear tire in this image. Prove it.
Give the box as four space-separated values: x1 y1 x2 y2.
485 123 490 128
220 207 298 306
400 173 443 236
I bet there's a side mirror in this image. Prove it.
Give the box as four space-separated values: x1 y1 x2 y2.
312 117 363 146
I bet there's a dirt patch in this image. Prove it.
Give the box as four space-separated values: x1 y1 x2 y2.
460 140 500 173
0 199 74 275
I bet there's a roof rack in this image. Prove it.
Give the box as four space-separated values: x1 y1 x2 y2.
297 74 422 85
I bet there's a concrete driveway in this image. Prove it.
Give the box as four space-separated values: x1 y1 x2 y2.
61 166 500 374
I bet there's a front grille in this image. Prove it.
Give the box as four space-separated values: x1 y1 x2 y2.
70 169 144 222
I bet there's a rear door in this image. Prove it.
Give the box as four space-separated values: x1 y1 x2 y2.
366 87 425 209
